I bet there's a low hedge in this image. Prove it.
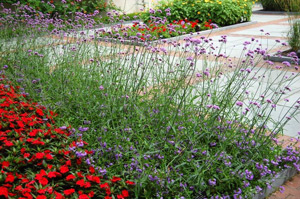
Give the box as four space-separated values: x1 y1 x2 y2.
141 0 253 27
1 0 117 16
260 0 300 12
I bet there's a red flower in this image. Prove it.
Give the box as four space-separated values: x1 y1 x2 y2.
59 165 69 174
100 182 110 189
4 140 13 147
36 109 44 116
76 179 85 187
65 160 71 166
88 191 94 197
24 153 30 158
63 188 75 196
48 171 60 178
0 187 9 198
66 174 76 181
5 174 14 183
125 180 135 185
117 194 124 199
122 190 129 198
1 161 9 169
76 158 82 165
36 195 47 199
111 176 122 183
84 181 91 188
36 152 44 159
45 153 53 160
104 197 112 199
37 188 47 194
16 120 24 128
54 191 65 199
38 177 48 186
78 194 90 199
89 166 95 174
77 172 84 178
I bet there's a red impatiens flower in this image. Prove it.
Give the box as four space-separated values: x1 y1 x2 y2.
125 180 135 185
76 179 85 187
78 194 90 199
86 175 101 184
5 174 14 183
63 188 75 196
37 188 47 194
0 187 9 198
4 140 13 147
36 195 47 199
54 191 65 199
36 108 44 116
66 174 76 181
100 182 110 189
89 166 95 174
1 161 9 169
36 152 44 159
45 153 53 160
24 153 30 158
88 191 94 197
77 171 84 178
111 176 122 183
38 177 48 186
122 190 129 198
59 165 69 174
48 171 61 178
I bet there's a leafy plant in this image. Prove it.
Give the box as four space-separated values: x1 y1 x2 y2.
1 0 119 16
261 0 300 12
142 0 253 27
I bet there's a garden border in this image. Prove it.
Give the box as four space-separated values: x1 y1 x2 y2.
266 50 300 64
97 21 258 46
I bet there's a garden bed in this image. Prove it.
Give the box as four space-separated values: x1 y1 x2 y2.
97 20 257 46
1 1 300 198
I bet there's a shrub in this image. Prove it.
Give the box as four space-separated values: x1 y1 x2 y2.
1 0 118 16
261 0 300 12
142 0 253 27
288 20 300 52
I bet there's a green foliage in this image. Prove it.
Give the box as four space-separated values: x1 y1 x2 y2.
2 0 118 15
261 0 300 12
142 0 253 27
288 20 300 51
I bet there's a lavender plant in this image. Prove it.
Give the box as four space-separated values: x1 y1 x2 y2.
1 3 300 198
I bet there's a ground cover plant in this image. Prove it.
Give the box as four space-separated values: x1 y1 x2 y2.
1 2 300 198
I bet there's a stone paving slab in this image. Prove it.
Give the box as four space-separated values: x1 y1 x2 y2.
232 25 289 37
251 15 288 23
